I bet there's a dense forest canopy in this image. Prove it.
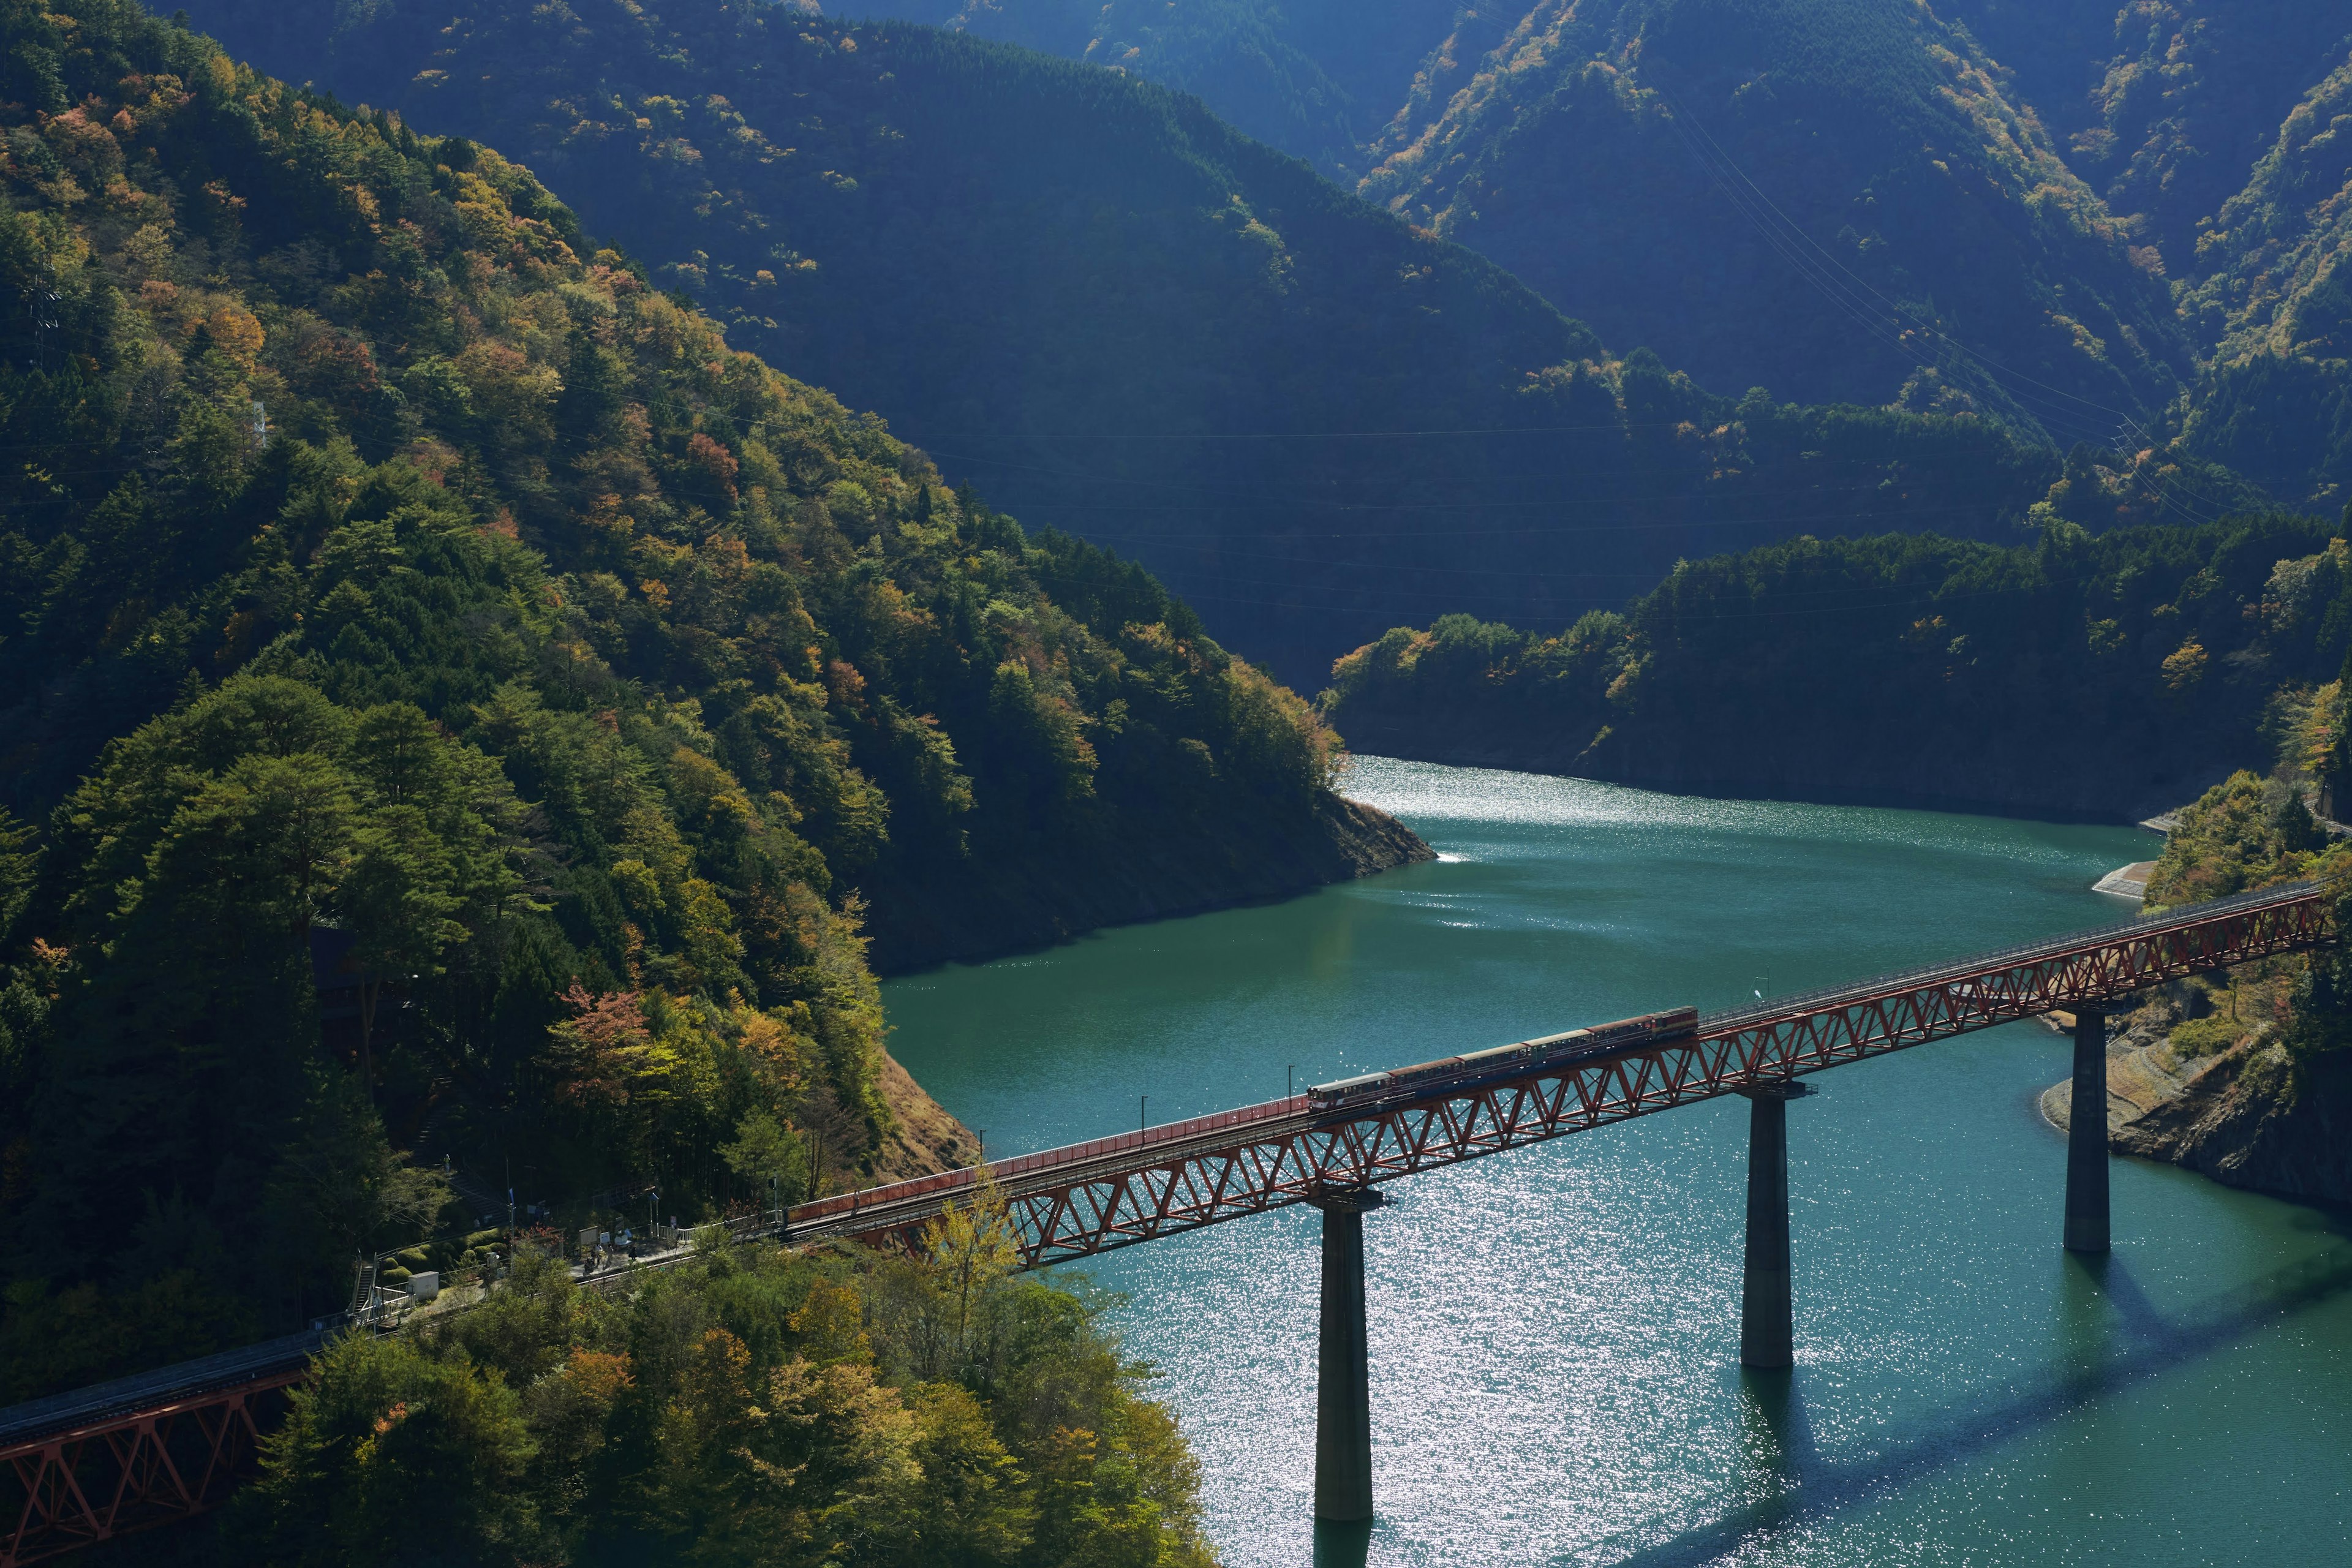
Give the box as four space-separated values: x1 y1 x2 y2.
225 1202 1222 1567
175 0 2106 682
0 0 1385 1418
1324 505 2352 820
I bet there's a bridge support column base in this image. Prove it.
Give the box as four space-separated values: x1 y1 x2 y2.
2065 1008 2109 1254
1310 1186 1387 1523
1740 1082 1811 1370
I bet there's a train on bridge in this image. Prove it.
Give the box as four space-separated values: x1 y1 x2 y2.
5 878 2336 1563
1306 1007 1700 1110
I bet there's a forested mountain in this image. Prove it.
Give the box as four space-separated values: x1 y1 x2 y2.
1356 0 2196 426
835 1 2352 510
1324 506 2352 820
1934 2 2352 507
0 0 1415 1414
813 0 2197 427
1938 1 2351 264
836 0 1455 177
175 0 2087 682
2176 54 2352 505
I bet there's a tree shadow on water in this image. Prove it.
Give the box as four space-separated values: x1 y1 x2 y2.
1564 1244 2352 1568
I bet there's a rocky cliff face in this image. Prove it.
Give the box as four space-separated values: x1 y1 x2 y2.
2043 987 2352 1206
2112 1044 2352 1205
862 794 1433 973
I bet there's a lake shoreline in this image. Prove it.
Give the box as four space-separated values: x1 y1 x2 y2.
864 792 1433 976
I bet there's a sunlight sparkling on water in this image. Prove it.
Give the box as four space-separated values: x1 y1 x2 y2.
882 761 2352 1566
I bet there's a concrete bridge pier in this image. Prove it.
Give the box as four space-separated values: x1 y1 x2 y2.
1740 1081 1813 1370
2065 1007 2109 1254
1310 1186 1388 1523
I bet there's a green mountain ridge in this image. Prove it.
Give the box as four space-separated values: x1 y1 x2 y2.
1934 1 2352 505
1938 0 2352 266
843 0 1456 177
1357 0 2196 428
1322 506 2352 821
2177 53 2352 503
0 0 1406 1414
177 0 2094 684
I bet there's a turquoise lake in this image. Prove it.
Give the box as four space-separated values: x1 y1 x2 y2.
882 758 2352 1566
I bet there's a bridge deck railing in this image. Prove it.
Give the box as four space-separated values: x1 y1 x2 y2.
1697 880 2324 1033
796 880 2339 1232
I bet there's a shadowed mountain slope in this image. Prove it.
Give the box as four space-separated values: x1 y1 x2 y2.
1355 0 2197 429
179 0 2073 680
833 0 1458 178
1938 0 2352 266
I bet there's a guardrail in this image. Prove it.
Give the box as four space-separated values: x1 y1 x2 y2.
790 1095 1310 1227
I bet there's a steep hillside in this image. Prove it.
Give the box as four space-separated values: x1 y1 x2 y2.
1355 0 2196 428
170 0 2082 682
837 0 1458 177
2178 54 2352 508
1924 2 2352 508
0 0 1420 1399
1323 506 2352 820
1938 1 2352 268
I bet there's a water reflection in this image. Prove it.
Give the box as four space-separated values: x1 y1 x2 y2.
1311 1520 1373 1568
1732 1368 1815 1504
1605 1250 2352 1567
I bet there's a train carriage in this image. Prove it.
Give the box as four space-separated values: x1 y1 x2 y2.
1306 1006 1698 1112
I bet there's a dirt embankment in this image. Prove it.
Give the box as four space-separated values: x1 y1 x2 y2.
869 1048 980 1185
2040 990 2352 1207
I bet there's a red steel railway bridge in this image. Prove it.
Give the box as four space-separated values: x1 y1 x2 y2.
2 879 2336 1558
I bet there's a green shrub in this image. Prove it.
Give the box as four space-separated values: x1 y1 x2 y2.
2171 1015 2246 1057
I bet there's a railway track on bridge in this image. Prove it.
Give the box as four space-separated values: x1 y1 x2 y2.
790 879 2335 1265
4 877 2337 1563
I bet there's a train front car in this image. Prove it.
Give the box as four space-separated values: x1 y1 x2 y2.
1306 1070 1394 1112
1306 1007 1700 1115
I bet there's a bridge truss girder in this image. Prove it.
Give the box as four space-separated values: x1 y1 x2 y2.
1 1374 300 1567
867 887 2332 1268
